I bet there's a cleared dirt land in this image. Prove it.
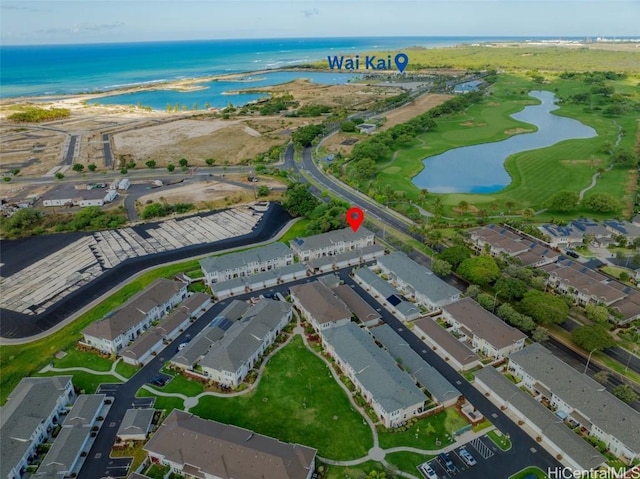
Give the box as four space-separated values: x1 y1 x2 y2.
380 93 452 130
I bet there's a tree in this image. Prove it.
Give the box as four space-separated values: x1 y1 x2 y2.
120 168 128 175
87 163 97 172
584 192 620 213
547 191 579 212
520 290 569 325
167 163 175 172
257 185 270 197
352 158 377 184
126 160 136 169
55 172 64 180
571 324 615 351
340 120 356 132
457 200 469 214
495 277 528 301
465 284 481 299
497 303 536 332
438 245 471 269
457 256 501 286
612 384 639 404
145 160 157 169
522 208 535 221
205 158 215 166
477 292 497 311
424 229 443 248
584 303 610 323
179 158 189 167
281 182 320 217
592 371 610 385
430 258 452 277
611 149 637 168
532 327 549 342
72 163 84 172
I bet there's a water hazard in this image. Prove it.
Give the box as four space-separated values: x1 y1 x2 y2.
412 90 597 193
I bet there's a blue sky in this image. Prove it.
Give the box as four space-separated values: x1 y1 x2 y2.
2 0 639 45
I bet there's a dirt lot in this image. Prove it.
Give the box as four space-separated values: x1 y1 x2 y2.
379 93 452 130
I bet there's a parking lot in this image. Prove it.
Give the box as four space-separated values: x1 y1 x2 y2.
419 436 500 479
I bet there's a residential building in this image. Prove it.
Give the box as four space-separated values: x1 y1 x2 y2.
332 284 381 326
35 394 105 479
508 343 640 463
469 224 559 266
117 409 154 442
475 367 606 471
322 322 426 427
441 298 526 359
121 293 211 366
290 227 375 262
210 263 307 299
371 324 462 407
603 220 640 242
1 376 75 479
200 243 294 286
118 178 131 190
376 252 460 310
81 279 187 354
195 299 292 387
413 317 481 371
42 184 118 208
539 219 612 247
307 244 385 274
144 410 317 479
357 123 377 134
353 267 420 321
290 281 351 331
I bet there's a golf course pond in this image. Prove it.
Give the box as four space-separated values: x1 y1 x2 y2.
412 90 597 193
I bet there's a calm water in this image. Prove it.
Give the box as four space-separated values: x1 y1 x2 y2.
92 71 359 110
412 90 597 193
1 36 567 98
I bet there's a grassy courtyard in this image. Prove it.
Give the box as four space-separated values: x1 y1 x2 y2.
36 370 121 394
189 336 373 460
378 408 469 450
509 466 549 479
385 451 434 477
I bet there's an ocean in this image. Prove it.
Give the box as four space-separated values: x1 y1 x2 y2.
1 36 549 99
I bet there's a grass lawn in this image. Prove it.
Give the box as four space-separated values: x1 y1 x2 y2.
114 360 139 379
385 451 434 477
378 408 469 450
279 218 311 244
509 466 549 479
144 463 170 479
51 348 114 372
472 418 493 432
149 372 204 397
321 460 387 479
137 388 185 413
487 429 512 451
190 336 373 460
36 370 121 394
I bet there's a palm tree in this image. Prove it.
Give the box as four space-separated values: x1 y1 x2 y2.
505 200 515 214
522 208 535 221
457 200 469 215
420 188 429 206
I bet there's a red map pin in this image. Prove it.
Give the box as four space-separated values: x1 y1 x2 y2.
346 207 364 232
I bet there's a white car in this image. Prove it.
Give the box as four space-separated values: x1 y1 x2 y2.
419 463 438 479
459 448 477 466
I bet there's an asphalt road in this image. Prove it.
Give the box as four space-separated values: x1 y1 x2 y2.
63 135 77 165
102 134 113 167
0 204 291 339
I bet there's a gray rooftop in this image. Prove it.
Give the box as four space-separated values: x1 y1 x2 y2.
144 410 316 479
290 281 351 325
1 376 73 479
200 299 292 373
172 301 250 367
322 322 426 414
210 263 307 294
307 244 385 269
510 343 640 454
370 324 461 404
377 252 459 305
353 267 419 317
117 408 154 438
413 317 480 367
291 226 374 252
35 394 105 478
83 279 186 341
333 285 381 324
200 242 293 275
475 367 605 470
442 298 526 350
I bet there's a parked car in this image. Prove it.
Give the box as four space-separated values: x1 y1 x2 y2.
419 463 438 479
459 448 477 466
438 453 456 474
178 342 188 351
565 249 579 258
149 376 167 387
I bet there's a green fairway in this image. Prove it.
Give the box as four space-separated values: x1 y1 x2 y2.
189 336 373 460
378 408 469 450
371 72 638 218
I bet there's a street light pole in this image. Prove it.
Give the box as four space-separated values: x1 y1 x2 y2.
583 349 597 374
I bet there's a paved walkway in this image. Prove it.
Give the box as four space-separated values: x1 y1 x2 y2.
40 358 129 382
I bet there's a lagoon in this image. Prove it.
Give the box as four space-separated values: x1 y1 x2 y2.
412 90 597 193
92 71 359 110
